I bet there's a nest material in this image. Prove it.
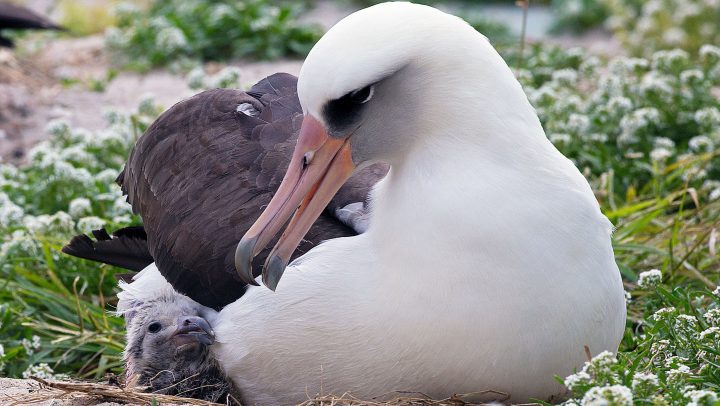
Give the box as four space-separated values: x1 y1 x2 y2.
6 378 538 406
7 377 230 405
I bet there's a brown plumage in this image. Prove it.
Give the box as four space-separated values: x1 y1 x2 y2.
0 2 61 47
64 73 386 309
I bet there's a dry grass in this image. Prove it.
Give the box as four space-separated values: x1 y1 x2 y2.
3 379 538 406
4 377 227 405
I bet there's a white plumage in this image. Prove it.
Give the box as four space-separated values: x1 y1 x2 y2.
123 3 626 404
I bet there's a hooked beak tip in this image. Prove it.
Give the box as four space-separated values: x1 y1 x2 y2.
262 254 287 291
235 237 260 285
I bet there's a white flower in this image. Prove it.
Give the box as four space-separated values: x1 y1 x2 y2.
581 351 617 377
22 363 55 379
77 216 106 234
210 66 242 89
624 290 631 304
564 371 592 391
186 67 207 90
0 194 24 229
662 27 685 46
680 69 704 85
650 148 672 162
112 196 133 216
68 198 92 218
689 135 714 152
552 69 578 85
675 314 698 334
45 119 71 138
21 335 41 356
607 96 633 113
667 364 691 384
694 107 720 128
631 371 658 391
699 327 720 340
549 133 572 145
637 269 662 288
96 168 120 185
704 309 720 326
651 49 690 71
653 137 675 149
0 343 4 358
566 114 590 134
156 26 188 53
650 339 670 355
685 389 718 406
581 385 632 406
137 93 158 116
651 307 676 321
699 44 720 63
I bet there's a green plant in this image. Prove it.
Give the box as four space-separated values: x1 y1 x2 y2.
510 44 720 198
550 0 609 33
105 0 322 70
0 97 162 379
603 0 720 57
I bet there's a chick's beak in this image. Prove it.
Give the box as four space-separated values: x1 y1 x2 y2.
171 316 214 346
235 115 356 290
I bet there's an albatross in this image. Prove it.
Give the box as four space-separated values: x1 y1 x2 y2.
63 74 384 400
74 2 625 404
222 2 625 404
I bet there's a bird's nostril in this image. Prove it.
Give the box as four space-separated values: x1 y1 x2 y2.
183 319 192 326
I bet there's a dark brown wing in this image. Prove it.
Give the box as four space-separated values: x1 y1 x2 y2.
118 73 385 309
0 2 60 29
0 2 61 46
62 227 153 272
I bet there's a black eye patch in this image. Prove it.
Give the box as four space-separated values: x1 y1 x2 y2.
323 84 375 135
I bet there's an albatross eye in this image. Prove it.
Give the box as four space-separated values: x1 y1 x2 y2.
350 85 374 104
148 322 162 333
323 84 375 135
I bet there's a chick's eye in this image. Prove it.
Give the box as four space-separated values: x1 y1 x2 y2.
350 85 374 104
148 322 162 333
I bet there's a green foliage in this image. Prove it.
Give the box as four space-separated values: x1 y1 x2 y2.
603 0 720 57
512 44 720 198
0 97 163 379
105 0 322 70
550 0 609 33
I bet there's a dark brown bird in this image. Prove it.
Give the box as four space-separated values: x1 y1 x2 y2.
0 2 62 47
63 73 386 309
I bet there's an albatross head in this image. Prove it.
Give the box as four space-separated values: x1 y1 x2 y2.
235 2 535 289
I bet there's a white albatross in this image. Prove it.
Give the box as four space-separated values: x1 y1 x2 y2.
130 2 627 404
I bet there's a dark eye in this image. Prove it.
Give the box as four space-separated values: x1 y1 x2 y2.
323 85 375 134
349 85 374 104
148 322 162 333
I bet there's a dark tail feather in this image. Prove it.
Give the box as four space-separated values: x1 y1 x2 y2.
62 226 154 272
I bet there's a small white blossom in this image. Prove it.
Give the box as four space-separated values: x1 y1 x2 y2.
210 66 242 89
552 69 578 85
22 363 55 379
68 197 92 218
186 67 207 90
699 44 720 62
564 371 592 391
77 216 106 234
667 364 691 384
549 133 572 145
651 307 676 321
699 327 720 340
581 385 633 406
685 389 718 406
704 309 720 326
637 269 662 288
96 168 120 185
650 148 673 162
695 107 720 128
156 26 188 53
689 135 714 152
